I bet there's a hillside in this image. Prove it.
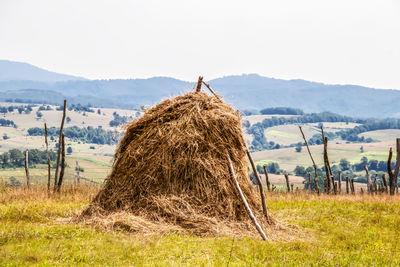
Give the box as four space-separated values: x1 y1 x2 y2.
0 60 86 82
1 61 400 117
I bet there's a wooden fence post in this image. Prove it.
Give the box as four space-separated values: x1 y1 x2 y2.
284 174 290 193
24 150 30 188
44 123 51 194
350 179 355 194
56 133 65 192
54 99 67 192
263 165 271 192
76 160 80 184
382 173 388 193
227 154 267 240
364 165 371 193
299 126 319 194
308 173 312 192
338 171 342 194
321 127 333 193
246 150 271 224
346 176 349 194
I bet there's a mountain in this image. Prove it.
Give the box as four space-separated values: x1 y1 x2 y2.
1 61 400 118
0 60 86 82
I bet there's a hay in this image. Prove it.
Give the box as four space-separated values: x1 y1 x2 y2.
80 91 272 236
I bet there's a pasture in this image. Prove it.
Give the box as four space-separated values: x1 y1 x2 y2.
0 187 399 266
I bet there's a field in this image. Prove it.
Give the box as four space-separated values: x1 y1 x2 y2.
1 186 399 266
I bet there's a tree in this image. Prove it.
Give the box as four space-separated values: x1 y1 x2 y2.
67 147 73 154
97 109 101 115
294 166 306 177
66 117 71 123
360 146 364 153
339 158 350 171
295 142 302 152
36 111 43 118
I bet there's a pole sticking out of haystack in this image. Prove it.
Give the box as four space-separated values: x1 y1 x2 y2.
24 150 30 188
195 76 203 92
202 81 222 102
246 150 271 224
44 123 51 193
227 154 267 241
299 126 319 194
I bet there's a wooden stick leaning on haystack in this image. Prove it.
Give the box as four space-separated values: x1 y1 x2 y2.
227 153 267 241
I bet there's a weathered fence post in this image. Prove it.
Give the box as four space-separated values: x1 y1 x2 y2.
321 127 333 193
44 123 51 194
227 154 267 240
24 150 30 188
284 174 290 193
76 160 80 184
298 126 319 194
263 165 271 192
308 173 312 192
387 140 400 196
338 171 342 194
346 176 349 194
351 179 355 194
246 150 271 224
290 183 294 193
54 99 67 192
56 133 65 192
382 173 388 193
364 165 371 194
373 174 378 195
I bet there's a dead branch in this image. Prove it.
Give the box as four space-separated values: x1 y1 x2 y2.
298 126 319 194
54 99 67 192
44 123 51 193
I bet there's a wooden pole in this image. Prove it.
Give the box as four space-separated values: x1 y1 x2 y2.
394 139 400 194
195 76 203 92
246 150 271 224
227 154 267 240
57 133 65 192
346 176 349 194
308 173 312 192
263 165 271 192
44 123 51 194
373 174 378 195
322 134 333 193
338 171 342 194
202 81 222 102
382 173 388 193
54 99 67 192
76 160 80 184
284 174 290 193
350 179 355 194
364 165 371 193
24 150 30 188
298 126 319 194
388 147 394 195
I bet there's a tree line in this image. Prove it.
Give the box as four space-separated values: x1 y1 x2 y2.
27 126 121 145
0 149 56 169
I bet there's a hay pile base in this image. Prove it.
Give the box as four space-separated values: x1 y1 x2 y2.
80 91 273 236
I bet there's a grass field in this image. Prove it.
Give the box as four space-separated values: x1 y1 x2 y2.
1 186 399 266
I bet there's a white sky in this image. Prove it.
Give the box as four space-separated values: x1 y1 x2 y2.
0 0 399 88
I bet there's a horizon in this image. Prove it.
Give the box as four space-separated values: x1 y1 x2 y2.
2 58 400 91
1 0 399 89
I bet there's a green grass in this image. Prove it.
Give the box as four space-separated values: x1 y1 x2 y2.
265 129 298 139
1 188 400 266
70 156 112 167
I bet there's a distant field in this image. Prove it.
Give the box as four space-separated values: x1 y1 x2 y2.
244 114 298 126
252 140 396 172
360 129 400 142
0 102 139 132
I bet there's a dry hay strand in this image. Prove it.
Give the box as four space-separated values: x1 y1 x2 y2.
80 91 274 237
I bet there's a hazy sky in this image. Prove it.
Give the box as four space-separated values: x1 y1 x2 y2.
1 0 399 88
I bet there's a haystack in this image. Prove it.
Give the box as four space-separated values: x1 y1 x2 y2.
81 88 271 236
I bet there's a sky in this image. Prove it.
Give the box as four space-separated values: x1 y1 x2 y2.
0 0 399 89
